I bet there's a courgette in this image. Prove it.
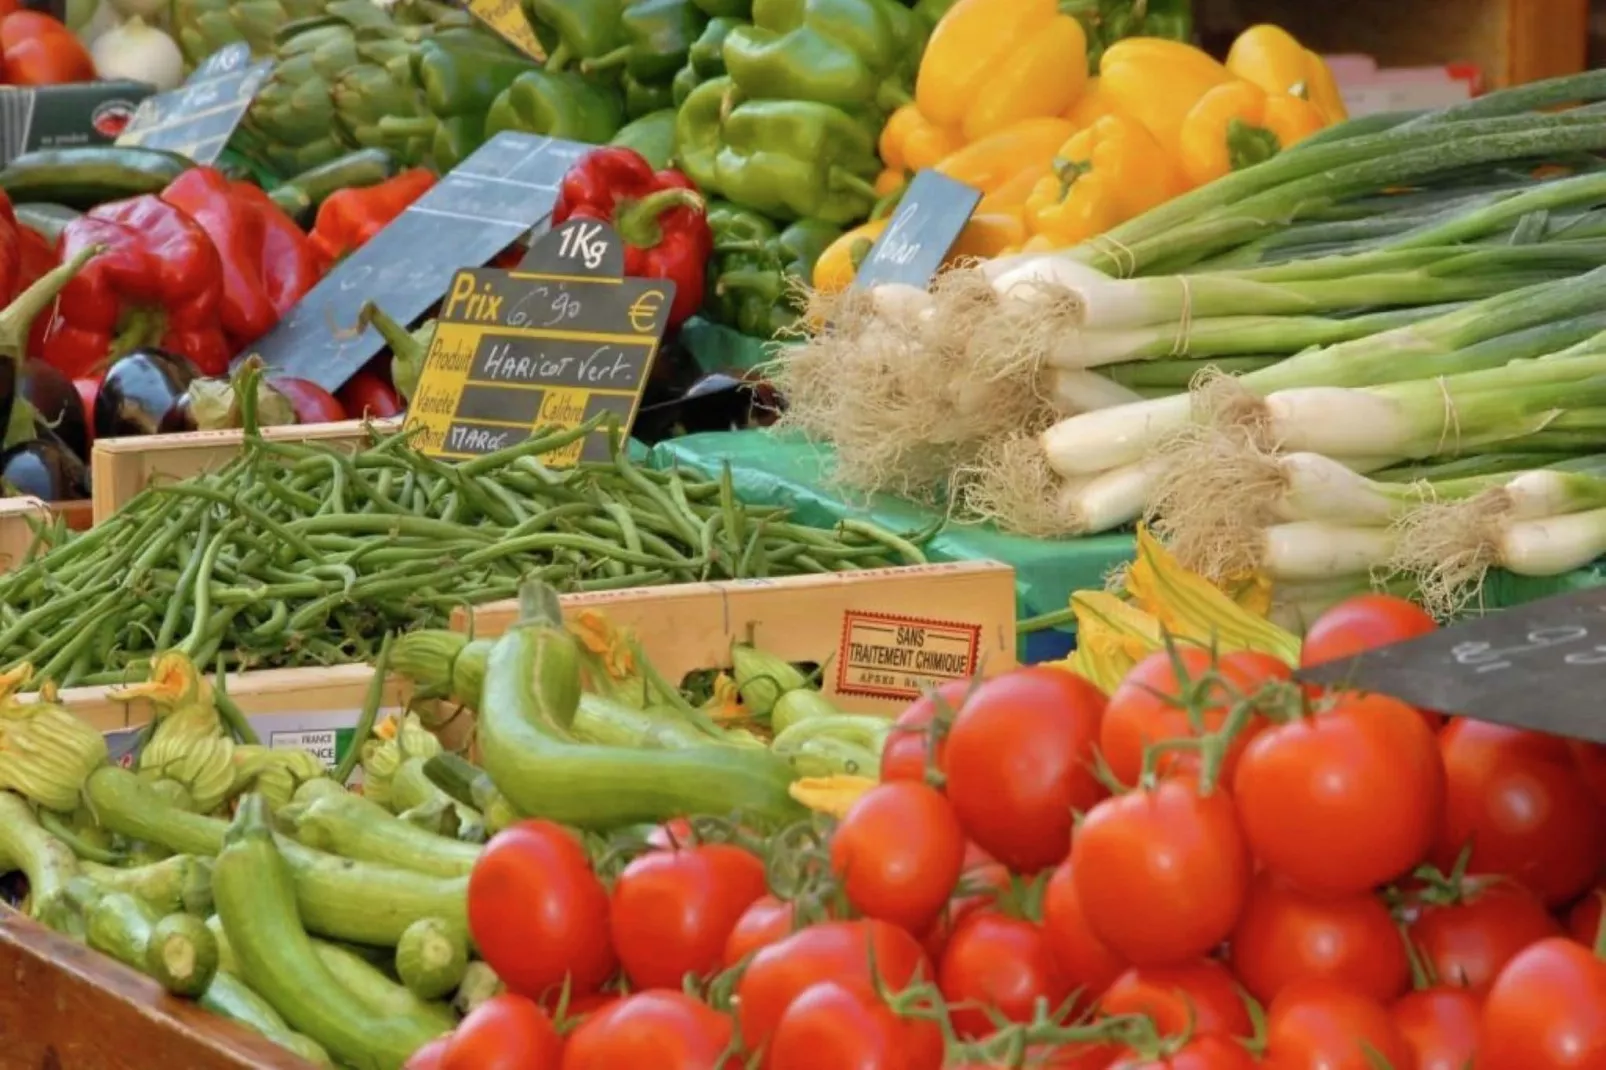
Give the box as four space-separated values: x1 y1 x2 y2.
199 973 334 1066
13 202 80 243
146 913 218 997
0 146 193 208
477 584 804 828
395 917 468 1001
282 788 480 878
80 855 212 917
84 891 156 971
87 766 469 946
268 149 399 224
212 795 446 1070
0 791 79 931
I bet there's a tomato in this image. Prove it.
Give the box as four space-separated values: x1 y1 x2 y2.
1572 740 1606 808
560 990 738 1070
938 911 1070 1039
830 781 966 934
943 667 1106 873
467 821 616 1000
1042 860 1126 1003
766 981 944 1070
1071 777 1251 966
1569 888 1603 947
1228 872 1409 1004
610 842 767 989
723 894 796 968
1392 988 1480 1070
1299 594 1437 668
880 679 972 783
1234 692 1444 896
735 919 931 1051
0 12 95 85
1478 937 1606 1070
1098 960 1254 1039
1407 879 1562 996
646 817 695 850
919 861 1009 963
443 994 563 1070
403 1037 450 1070
539 990 619 1023
1104 1036 1260 1070
1099 648 1284 788
1435 720 1606 906
1261 980 1416 1070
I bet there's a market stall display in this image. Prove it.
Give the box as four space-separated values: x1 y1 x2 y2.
0 0 1603 1064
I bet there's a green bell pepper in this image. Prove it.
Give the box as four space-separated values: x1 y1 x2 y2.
485 69 625 145
624 72 677 117
1063 0 1194 70
671 16 739 107
610 109 678 170
691 0 752 19
582 0 708 84
522 0 633 72
703 200 778 330
383 30 539 172
721 0 926 113
710 212 843 338
673 74 730 192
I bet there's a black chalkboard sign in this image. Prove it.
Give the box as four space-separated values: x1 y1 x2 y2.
403 219 674 464
247 132 591 393
851 169 981 290
1297 586 1606 743
116 44 272 165
0 81 153 166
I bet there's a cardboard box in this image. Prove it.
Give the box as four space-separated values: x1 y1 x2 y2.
453 561 1018 714
90 418 403 524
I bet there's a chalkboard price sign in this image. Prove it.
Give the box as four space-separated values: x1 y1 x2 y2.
404 219 674 465
1297 586 1606 743
851 169 981 290
247 132 591 392
116 44 272 165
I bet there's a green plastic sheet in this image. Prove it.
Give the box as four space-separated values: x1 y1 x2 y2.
643 430 1136 621
677 317 788 375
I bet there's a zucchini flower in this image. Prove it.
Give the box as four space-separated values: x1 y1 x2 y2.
0 665 108 812
231 745 327 810
360 712 442 810
389 630 469 700
109 652 235 814
789 775 877 820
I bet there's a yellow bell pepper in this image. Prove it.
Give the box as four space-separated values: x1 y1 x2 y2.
977 159 1053 218
1063 77 1124 129
1227 24 1348 126
916 0 1088 142
1023 115 1185 247
879 103 966 176
811 212 1026 295
874 167 906 197
932 117 1073 194
1098 37 1232 159
1179 81 1327 187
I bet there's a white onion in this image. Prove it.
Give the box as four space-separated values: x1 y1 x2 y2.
90 17 184 91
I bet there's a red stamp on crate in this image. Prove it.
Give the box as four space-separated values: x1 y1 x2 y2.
836 611 982 702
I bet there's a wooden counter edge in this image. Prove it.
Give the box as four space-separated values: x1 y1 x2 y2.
0 906 316 1069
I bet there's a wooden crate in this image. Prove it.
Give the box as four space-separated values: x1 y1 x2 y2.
0 908 316 1069
0 496 92 575
1199 0 1588 88
89 419 403 525
453 561 1019 715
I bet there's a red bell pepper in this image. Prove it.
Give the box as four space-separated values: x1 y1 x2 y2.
43 196 230 378
0 11 94 86
160 167 323 350
308 169 436 268
551 147 712 330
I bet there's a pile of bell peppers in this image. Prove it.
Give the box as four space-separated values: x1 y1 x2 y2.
3 166 444 430
814 15 1345 292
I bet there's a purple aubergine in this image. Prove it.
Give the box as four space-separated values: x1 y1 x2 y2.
93 348 199 440
20 359 87 460
0 431 90 501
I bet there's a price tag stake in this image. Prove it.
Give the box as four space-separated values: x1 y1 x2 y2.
851 169 982 290
404 218 674 466
116 43 272 165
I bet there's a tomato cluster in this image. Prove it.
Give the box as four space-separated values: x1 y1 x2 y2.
408 593 1606 1070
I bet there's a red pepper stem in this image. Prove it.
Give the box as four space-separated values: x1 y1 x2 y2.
0 244 101 359
614 187 704 249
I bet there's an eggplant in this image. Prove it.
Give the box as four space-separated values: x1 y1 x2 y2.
93 348 198 440
20 359 88 460
0 429 90 501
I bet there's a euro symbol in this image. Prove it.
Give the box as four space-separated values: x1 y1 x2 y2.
627 290 665 333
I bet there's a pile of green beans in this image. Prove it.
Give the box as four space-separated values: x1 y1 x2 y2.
0 417 929 688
